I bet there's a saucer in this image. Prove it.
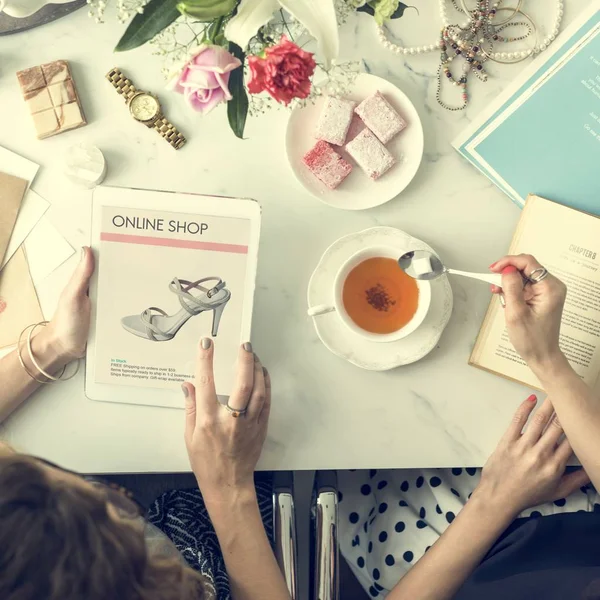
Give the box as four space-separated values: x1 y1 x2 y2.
307 227 453 371
286 73 425 211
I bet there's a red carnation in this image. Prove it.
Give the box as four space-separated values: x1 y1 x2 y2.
247 36 316 106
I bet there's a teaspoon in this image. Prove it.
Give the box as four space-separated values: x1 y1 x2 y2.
398 250 503 287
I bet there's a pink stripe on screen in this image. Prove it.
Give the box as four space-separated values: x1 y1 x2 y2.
101 232 248 254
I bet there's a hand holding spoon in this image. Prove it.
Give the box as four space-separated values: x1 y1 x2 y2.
398 250 503 287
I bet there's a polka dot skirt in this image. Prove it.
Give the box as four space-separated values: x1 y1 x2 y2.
338 468 597 598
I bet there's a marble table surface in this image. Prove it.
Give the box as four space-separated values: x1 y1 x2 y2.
0 0 587 473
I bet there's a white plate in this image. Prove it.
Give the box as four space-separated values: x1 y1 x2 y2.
307 227 453 371
287 73 424 210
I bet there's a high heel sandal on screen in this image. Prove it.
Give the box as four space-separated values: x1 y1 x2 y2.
121 277 231 341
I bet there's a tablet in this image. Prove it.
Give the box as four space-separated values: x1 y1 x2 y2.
85 186 261 409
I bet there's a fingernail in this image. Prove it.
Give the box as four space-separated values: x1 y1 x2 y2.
502 266 517 275
254 353 259 362
527 394 537 402
243 342 252 352
263 367 268 377
201 338 212 350
181 384 189 397
489 261 497 269
80 247 86 261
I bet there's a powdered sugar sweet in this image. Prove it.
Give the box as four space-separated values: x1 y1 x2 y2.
345 129 395 180
303 140 353 189
315 96 356 146
345 115 366 143
354 91 406 144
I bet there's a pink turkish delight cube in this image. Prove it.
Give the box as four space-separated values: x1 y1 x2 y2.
345 115 366 143
354 91 406 144
315 96 356 146
303 140 353 190
345 129 395 180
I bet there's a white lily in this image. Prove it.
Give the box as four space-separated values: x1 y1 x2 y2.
225 0 339 69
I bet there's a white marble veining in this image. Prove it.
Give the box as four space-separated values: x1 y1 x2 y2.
0 0 588 472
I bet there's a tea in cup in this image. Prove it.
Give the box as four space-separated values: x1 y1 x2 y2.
308 246 431 342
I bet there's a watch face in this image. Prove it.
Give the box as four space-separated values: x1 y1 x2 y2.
129 93 159 122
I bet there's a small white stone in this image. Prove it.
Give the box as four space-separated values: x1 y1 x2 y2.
64 144 106 188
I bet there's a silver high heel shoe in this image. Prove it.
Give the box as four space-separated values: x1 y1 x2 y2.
121 277 231 341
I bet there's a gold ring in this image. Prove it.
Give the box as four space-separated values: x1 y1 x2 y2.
224 403 247 418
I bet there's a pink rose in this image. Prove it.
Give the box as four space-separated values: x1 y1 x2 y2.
167 45 242 114
247 36 316 106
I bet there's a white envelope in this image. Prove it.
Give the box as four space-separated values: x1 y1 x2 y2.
0 145 39 186
24 216 74 283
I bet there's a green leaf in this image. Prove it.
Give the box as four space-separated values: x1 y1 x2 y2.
176 0 236 21
227 43 248 140
115 0 180 52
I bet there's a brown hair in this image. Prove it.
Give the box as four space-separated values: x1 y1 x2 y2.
0 455 210 600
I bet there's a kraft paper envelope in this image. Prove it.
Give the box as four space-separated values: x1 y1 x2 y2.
0 247 44 349
1 190 49 270
0 172 28 267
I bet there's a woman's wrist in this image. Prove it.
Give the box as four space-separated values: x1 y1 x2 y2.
29 326 72 374
199 479 257 513
469 485 520 525
529 350 572 384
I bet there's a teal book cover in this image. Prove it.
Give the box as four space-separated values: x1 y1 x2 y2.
454 4 600 215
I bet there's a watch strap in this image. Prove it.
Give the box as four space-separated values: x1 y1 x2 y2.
106 67 137 102
153 116 187 150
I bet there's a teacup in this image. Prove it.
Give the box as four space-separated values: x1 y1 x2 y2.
308 246 431 343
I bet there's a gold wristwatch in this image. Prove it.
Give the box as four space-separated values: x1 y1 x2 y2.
106 67 186 150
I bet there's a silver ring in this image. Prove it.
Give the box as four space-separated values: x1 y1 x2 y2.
527 267 549 284
224 403 247 418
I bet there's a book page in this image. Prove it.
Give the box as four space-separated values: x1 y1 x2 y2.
471 196 600 390
94 205 252 393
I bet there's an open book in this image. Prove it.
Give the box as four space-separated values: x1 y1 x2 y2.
470 195 600 391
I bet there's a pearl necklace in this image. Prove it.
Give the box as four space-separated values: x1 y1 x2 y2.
377 0 564 109
377 0 563 59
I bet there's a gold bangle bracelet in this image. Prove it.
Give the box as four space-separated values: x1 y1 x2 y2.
18 322 79 384
27 322 61 381
27 323 80 382
18 324 52 384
